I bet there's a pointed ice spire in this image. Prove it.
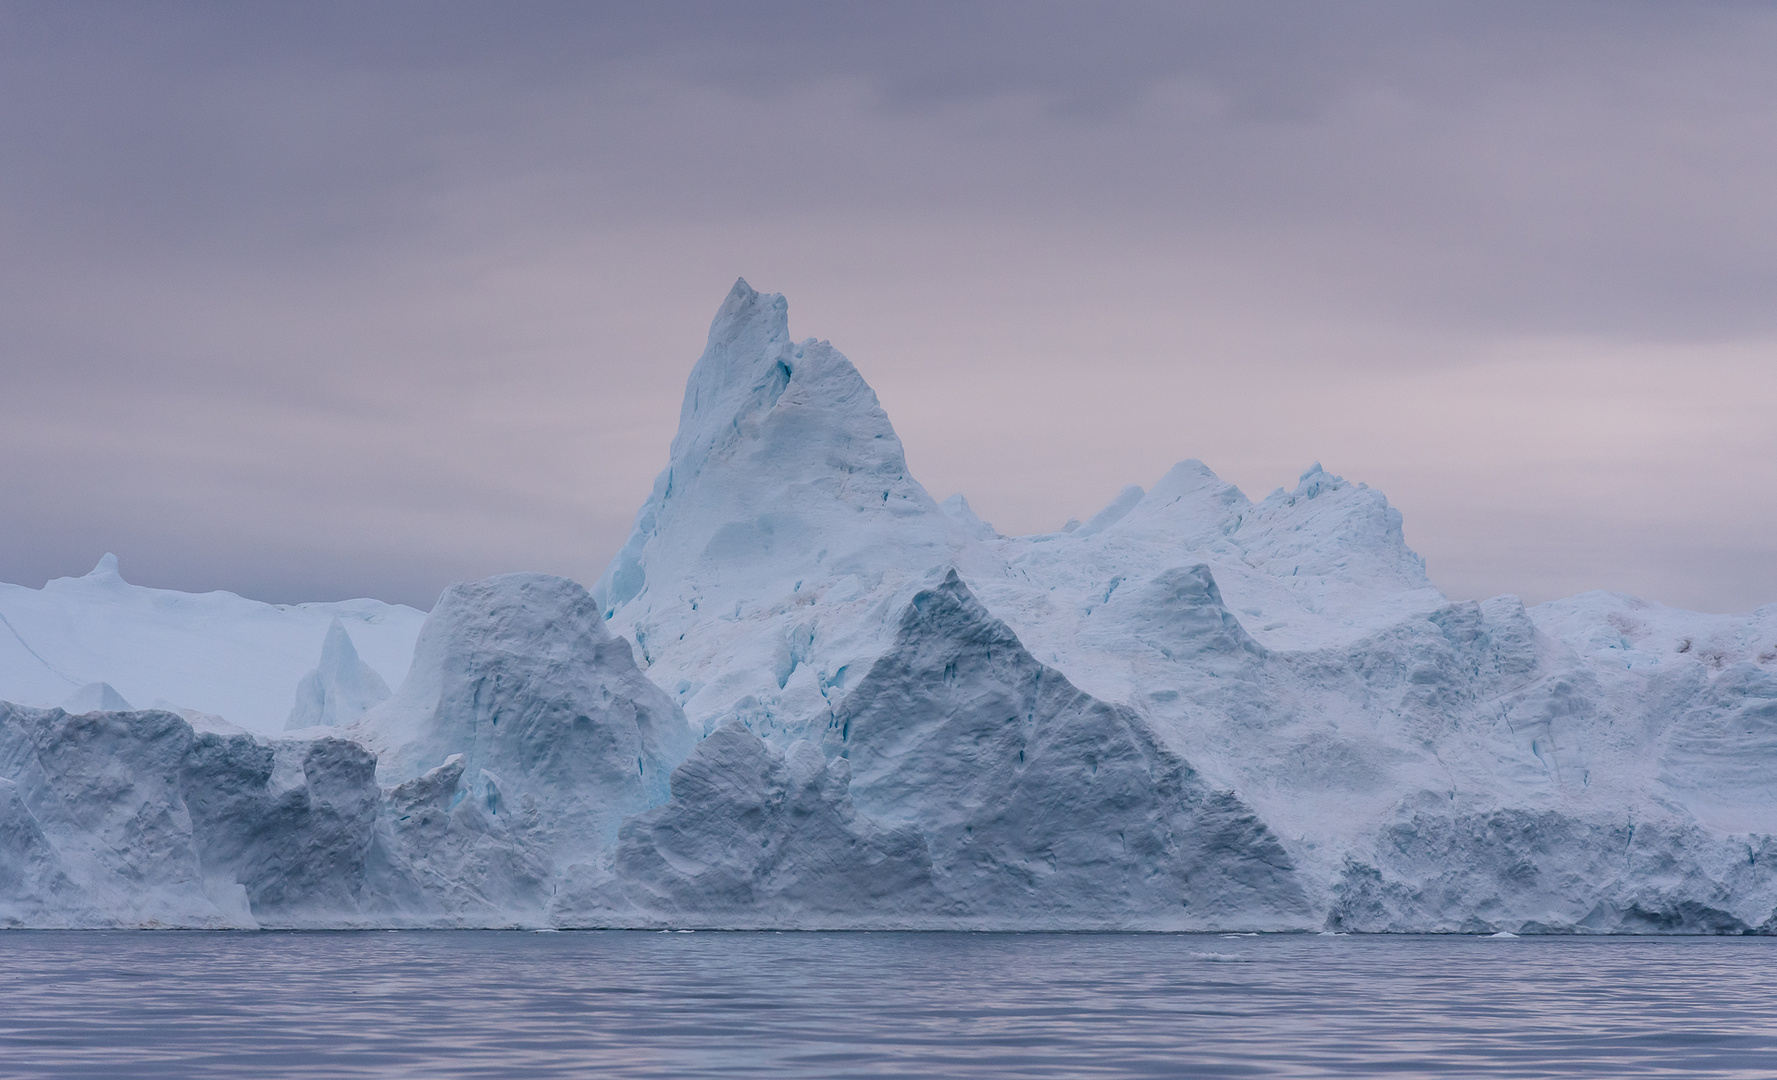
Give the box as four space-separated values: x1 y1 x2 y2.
1072 485 1146 538
62 681 133 713
285 618 392 730
670 278 793 474
1239 462 1432 590
80 553 128 589
1293 462 1331 499
940 495 997 540
665 277 909 497
591 280 994 743
1092 460 1250 549
597 279 967 616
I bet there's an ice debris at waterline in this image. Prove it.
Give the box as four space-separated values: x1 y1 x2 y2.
5 279 1777 931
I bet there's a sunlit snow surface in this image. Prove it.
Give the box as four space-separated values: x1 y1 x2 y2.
3 279 1777 931
2 932 1776 1079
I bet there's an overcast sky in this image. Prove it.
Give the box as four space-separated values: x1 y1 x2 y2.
3 1 1775 612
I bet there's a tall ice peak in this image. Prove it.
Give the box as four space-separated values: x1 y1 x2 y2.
664 277 911 494
592 280 989 741
598 279 966 616
669 278 791 466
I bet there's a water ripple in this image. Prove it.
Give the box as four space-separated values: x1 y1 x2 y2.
0 932 1774 1078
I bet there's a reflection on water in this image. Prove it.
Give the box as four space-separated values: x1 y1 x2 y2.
0 930 1773 1078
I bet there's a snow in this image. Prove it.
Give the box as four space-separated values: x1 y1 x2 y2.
0 554 424 734
4 278 1777 932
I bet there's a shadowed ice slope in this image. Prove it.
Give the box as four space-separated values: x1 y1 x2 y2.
828 571 1307 928
572 571 1307 929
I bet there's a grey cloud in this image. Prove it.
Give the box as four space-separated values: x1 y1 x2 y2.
11 1 1776 338
1 2 1773 610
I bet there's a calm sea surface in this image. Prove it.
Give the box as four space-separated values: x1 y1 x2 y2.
0 931 1773 1078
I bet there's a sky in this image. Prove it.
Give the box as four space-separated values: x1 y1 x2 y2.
2 1 1775 613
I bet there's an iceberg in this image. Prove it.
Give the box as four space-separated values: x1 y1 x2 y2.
0 554 424 734
0 573 692 928
4 278 1777 932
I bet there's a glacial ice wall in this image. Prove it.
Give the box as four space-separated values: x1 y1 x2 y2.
5 278 1777 932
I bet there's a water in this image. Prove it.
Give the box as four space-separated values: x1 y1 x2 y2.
1 932 1774 1078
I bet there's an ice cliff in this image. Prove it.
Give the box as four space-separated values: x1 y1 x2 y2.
4 278 1777 932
